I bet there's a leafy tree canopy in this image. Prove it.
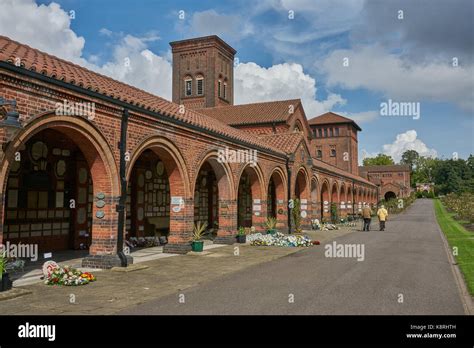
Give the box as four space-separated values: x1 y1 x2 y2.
362 154 395 166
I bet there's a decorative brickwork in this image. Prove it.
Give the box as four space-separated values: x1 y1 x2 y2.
0 35 379 268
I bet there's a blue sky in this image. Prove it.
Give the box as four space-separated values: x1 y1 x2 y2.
3 0 474 162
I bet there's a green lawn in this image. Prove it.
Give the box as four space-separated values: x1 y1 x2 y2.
434 199 474 296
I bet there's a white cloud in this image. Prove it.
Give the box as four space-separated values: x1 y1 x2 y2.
322 45 474 112
382 130 437 163
265 0 365 44
182 9 253 40
0 0 173 101
0 0 86 64
100 35 172 100
362 130 437 164
360 130 437 164
234 61 346 116
99 28 113 37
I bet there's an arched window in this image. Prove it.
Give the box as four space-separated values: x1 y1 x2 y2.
184 76 192 96
293 120 303 133
218 80 222 97
223 82 227 99
317 150 322 158
330 149 336 157
196 75 204 96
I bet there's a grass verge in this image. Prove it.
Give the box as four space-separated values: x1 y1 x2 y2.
434 199 474 296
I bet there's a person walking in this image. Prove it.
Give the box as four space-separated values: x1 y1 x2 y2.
377 204 388 231
362 204 372 231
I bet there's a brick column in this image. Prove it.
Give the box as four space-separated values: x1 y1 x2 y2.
214 199 237 244
163 197 194 253
276 199 288 232
82 194 133 268
253 197 265 232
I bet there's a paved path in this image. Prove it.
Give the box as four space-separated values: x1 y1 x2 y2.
120 200 465 314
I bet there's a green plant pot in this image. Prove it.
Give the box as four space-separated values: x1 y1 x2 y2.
191 240 204 252
236 235 246 243
0 273 13 292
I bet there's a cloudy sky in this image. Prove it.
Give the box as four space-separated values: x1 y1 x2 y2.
0 0 473 162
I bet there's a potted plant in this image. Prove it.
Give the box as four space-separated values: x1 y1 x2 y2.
291 198 303 233
191 221 207 252
265 217 277 235
236 226 246 243
0 251 13 292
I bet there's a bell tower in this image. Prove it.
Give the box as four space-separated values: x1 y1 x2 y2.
170 35 236 109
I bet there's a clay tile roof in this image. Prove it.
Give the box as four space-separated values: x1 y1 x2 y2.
0 35 286 155
359 165 411 172
308 112 361 131
259 132 305 154
198 99 301 126
314 159 375 186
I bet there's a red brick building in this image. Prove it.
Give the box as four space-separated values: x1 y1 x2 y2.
0 35 377 268
359 165 411 201
308 112 361 175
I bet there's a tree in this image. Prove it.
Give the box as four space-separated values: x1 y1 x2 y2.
362 154 395 166
409 154 474 194
400 150 420 171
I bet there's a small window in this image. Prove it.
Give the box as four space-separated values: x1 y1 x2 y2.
318 128 323 137
329 128 333 137
324 128 328 137
223 82 227 99
196 77 204 96
330 149 336 157
218 80 222 97
317 150 322 158
335 128 339 136
185 79 192 96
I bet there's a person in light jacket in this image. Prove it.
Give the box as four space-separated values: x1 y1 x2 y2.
377 205 388 231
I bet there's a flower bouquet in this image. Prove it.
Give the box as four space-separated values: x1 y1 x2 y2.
247 232 313 247
45 265 96 286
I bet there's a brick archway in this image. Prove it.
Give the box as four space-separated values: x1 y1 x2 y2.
0 114 119 263
320 179 330 220
330 181 339 222
267 167 287 231
236 163 265 231
356 186 362 213
127 136 191 253
294 167 310 201
339 183 347 218
384 191 397 201
331 181 339 203
294 167 311 228
346 185 354 215
310 176 319 221
193 151 236 244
